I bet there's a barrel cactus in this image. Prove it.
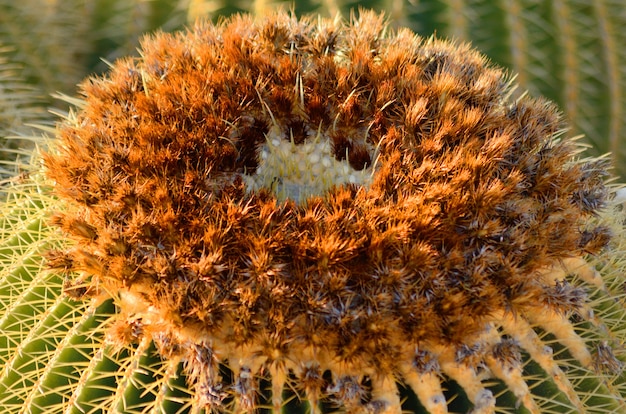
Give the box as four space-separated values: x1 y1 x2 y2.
1 9 626 414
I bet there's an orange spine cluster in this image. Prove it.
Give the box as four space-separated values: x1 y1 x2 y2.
45 11 616 413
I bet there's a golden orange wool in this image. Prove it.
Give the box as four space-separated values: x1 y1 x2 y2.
45 11 619 414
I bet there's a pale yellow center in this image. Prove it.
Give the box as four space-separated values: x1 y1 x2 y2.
243 124 377 203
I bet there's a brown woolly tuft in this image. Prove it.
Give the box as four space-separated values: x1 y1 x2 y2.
44 10 618 413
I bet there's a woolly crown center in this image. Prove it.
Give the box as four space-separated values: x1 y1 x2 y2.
243 124 377 203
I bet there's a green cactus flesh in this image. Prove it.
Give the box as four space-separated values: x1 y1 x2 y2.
2 10 626 414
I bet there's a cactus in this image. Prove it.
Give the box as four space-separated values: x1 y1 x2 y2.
2 10 626 414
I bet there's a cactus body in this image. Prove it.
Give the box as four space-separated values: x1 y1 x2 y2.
1 9 626 414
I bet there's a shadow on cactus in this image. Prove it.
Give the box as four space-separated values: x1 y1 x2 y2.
1 10 626 414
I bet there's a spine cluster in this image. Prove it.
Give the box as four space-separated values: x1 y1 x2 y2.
44 10 623 413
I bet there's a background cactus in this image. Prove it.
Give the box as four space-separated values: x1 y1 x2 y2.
0 1 626 414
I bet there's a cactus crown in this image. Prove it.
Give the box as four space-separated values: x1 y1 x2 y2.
41 10 625 413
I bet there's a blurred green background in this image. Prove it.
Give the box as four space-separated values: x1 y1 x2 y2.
0 0 624 180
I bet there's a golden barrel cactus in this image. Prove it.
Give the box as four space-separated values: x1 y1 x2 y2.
36 10 626 414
